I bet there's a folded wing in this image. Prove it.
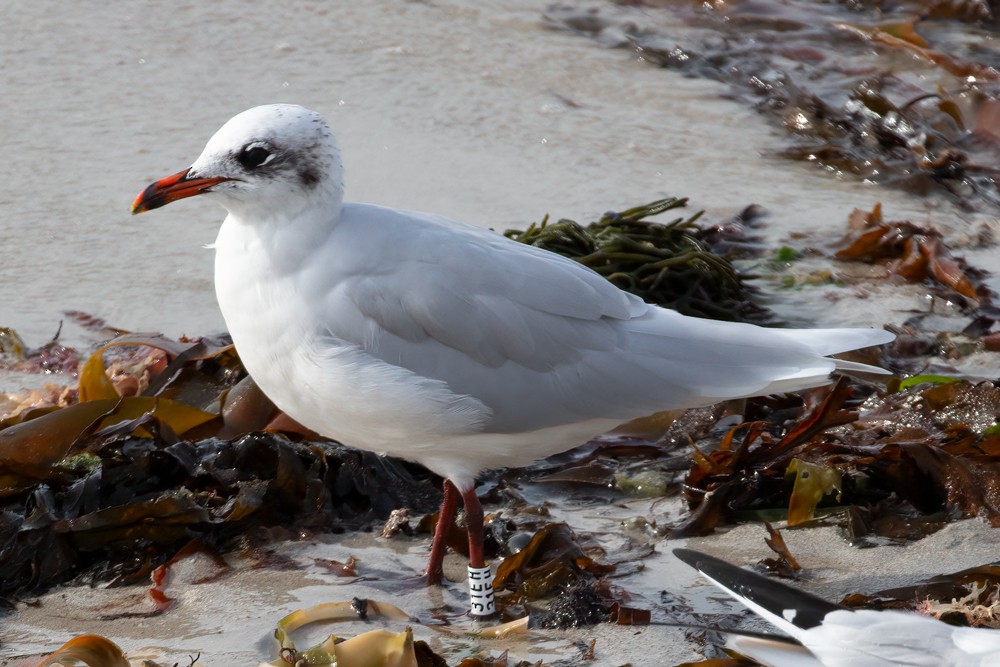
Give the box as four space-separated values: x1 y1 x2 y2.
319 205 892 434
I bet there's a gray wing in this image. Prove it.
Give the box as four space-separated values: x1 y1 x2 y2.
317 204 888 433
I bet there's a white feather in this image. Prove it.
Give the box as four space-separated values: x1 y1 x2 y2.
155 104 893 490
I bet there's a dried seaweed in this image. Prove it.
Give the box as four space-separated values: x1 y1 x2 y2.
506 199 775 324
493 522 614 604
0 327 660 646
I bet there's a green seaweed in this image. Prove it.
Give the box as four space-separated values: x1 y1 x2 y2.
506 198 774 324
898 374 963 390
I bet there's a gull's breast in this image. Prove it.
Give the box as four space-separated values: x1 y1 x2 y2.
212 225 492 459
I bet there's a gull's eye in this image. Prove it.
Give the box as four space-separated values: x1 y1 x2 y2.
238 144 274 170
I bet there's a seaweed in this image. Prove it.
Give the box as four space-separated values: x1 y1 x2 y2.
670 373 1000 540
506 199 775 324
842 561 1000 628
834 202 992 311
547 0 1000 210
0 334 442 599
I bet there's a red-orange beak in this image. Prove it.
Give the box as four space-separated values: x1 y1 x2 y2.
130 169 233 214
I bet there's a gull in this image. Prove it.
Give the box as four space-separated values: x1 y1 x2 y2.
674 548 1000 666
131 104 893 603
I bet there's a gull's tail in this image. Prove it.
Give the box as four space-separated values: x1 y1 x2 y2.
620 309 895 408
776 326 895 375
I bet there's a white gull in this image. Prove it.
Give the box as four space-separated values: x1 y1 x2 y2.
131 104 893 592
674 548 1000 666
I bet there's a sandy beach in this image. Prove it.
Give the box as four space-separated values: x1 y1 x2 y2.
2 0 950 348
3 1 1000 665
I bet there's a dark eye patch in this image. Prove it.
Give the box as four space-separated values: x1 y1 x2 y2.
238 145 273 170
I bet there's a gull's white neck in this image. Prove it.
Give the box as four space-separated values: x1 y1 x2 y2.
214 185 344 277
212 185 345 422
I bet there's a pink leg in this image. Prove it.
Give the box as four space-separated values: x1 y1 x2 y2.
425 479 459 584
459 485 486 569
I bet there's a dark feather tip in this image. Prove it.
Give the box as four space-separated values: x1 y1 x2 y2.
673 548 843 630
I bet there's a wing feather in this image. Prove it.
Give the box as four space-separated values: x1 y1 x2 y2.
317 204 889 433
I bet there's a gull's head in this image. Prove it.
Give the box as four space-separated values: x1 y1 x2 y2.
131 104 344 221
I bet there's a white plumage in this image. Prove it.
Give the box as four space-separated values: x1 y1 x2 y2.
675 549 1000 667
132 104 893 580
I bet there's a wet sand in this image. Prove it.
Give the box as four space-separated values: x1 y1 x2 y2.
3 1 999 665
5 493 1000 666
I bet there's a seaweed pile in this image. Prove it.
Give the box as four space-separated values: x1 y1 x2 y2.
505 198 774 324
0 334 655 664
672 375 1000 541
0 334 443 600
546 0 1000 210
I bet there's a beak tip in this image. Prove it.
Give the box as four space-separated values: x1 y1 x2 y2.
130 180 162 215
130 189 153 215
129 168 227 215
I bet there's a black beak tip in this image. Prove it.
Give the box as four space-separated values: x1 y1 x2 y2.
131 182 166 215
